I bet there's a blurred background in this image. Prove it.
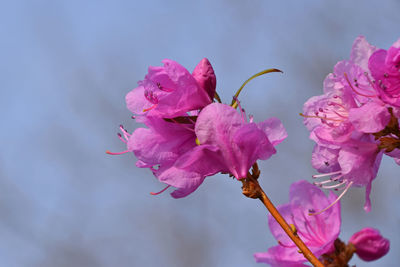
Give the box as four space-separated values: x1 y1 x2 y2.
1 0 399 266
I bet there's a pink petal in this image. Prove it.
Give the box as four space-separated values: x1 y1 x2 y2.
350 36 377 71
311 145 340 173
267 204 294 246
349 101 391 133
257 117 288 146
254 245 309 266
157 145 226 198
192 58 216 100
195 103 243 145
125 85 151 115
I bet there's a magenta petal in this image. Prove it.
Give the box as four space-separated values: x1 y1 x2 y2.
196 103 282 179
196 103 243 144
369 49 387 81
232 123 276 177
192 58 216 100
128 119 195 165
350 36 377 71
125 85 151 115
338 141 380 186
267 204 294 246
257 117 288 146
349 101 391 133
254 245 308 266
311 145 340 173
157 145 226 198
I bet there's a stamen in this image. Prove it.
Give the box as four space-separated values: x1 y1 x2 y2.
150 185 171 195
344 73 376 98
309 181 353 215
233 96 247 122
143 104 157 112
119 125 131 140
156 82 174 92
106 150 130 155
299 113 343 122
249 115 254 123
320 181 346 189
117 133 127 144
312 171 341 179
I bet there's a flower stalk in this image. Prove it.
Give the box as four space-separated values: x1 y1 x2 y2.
241 166 324 267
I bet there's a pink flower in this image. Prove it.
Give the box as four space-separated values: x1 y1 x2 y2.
349 227 390 262
126 58 214 118
369 38 400 107
303 91 384 211
254 180 341 266
195 103 287 179
118 102 286 198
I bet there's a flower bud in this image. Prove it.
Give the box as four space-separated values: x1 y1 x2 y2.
349 227 390 261
192 58 216 100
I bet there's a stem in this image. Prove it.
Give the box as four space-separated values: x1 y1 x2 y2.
242 174 324 267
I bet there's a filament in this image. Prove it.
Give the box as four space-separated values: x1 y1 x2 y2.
312 171 341 179
309 181 353 216
344 73 376 98
106 150 130 155
150 185 171 195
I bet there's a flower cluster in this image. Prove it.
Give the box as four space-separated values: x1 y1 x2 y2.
112 58 287 198
109 45 395 266
302 36 400 212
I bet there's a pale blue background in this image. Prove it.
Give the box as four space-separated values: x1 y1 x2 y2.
1 1 399 266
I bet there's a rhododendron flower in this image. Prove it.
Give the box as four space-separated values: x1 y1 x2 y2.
349 227 390 262
302 90 384 212
302 36 398 212
254 180 341 266
369 38 400 107
126 58 214 118
116 102 287 198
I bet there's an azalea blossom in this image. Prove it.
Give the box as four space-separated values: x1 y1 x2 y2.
349 227 390 262
302 36 395 212
126 58 215 118
254 180 341 266
113 102 286 198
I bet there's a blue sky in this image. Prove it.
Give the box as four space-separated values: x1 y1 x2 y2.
1 1 399 266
